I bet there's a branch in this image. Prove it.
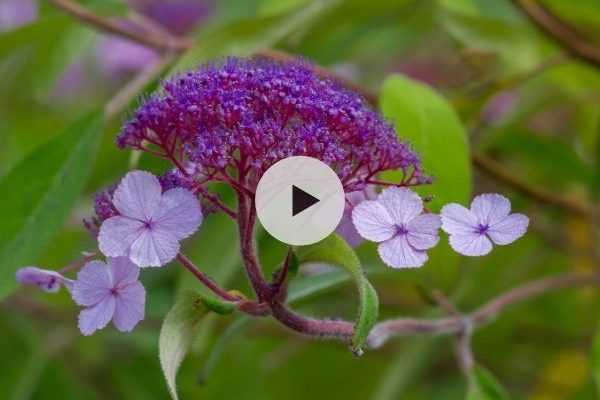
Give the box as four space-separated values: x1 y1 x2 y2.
49 0 191 53
176 253 240 302
472 152 596 217
105 53 177 119
367 270 600 349
510 0 600 67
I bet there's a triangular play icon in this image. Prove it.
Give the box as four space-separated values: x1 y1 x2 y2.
292 185 320 216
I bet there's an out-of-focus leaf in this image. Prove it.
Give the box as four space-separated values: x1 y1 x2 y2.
380 74 472 209
172 0 340 71
296 234 379 353
438 0 552 73
0 112 103 299
159 291 236 400
485 129 594 187
258 0 311 15
467 365 510 400
591 327 600 394
371 337 443 400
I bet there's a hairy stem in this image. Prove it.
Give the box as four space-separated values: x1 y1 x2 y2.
176 253 240 302
269 301 354 340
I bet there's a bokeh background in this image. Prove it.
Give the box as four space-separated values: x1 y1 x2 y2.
1 0 600 399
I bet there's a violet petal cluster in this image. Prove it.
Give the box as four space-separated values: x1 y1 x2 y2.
73 257 146 335
118 57 425 191
352 187 441 268
98 171 203 267
441 193 529 256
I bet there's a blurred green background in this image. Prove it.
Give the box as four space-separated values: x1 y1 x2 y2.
1 0 600 399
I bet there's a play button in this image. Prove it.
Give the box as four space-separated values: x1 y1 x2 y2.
255 156 346 246
292 185 319 216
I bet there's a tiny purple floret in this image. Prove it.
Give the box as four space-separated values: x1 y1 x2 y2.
16 267 73 293
118 58 425 192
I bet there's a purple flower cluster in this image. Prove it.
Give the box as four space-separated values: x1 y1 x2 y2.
118 58 425 191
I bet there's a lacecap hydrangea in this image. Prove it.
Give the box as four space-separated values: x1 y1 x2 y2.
117 57 427 192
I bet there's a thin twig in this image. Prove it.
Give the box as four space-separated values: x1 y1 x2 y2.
48 0 191 52
368 270 600 349
105 53 176 119
472 152 595 217
510 0 600 67
176 253 240 302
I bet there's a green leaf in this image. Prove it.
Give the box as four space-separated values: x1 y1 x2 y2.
296 234 379 353
159 290 236 400
380 74 472 210
438 0 553 73
0 112 103 299
467 365 511 400
172 0 340 71
592 327 600 394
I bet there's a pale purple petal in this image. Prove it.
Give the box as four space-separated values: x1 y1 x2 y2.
112 282 146 332
378 235 428 268
108 257 140 286
470 193 511 226
98 216 145 258
440 203 479 235
112 171 162 221
72 261 112 306
406 213 441 250
487 213 529 245
336 208 364 247
129 228 179 267
337 187 378 246
378 187 423 224
449 232 493 256
153 188 202 239
352 200 395 243
78 296 116 336
15 267 72 293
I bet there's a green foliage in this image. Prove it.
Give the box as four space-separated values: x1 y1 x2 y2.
159 291 236 400
296 234 379 353
380 74 472 210
0 112 103 299
467 365 510 400
173 0 340 71
592 326 600 395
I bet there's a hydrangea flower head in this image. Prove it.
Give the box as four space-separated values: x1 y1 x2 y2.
98 170 202 267
441 193 529 256
118 57 425 192
352 187 441 268
16 267 72 293
73 257 145 335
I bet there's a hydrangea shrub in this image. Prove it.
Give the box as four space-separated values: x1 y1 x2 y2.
15 57 529 396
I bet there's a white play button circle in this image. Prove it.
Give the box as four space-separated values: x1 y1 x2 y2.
255 156 346 246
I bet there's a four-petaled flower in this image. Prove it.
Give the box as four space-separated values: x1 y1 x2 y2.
352 187 441 268
98 170 203 267
441 193 529 256
72 257 146 336
16 267 72 293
